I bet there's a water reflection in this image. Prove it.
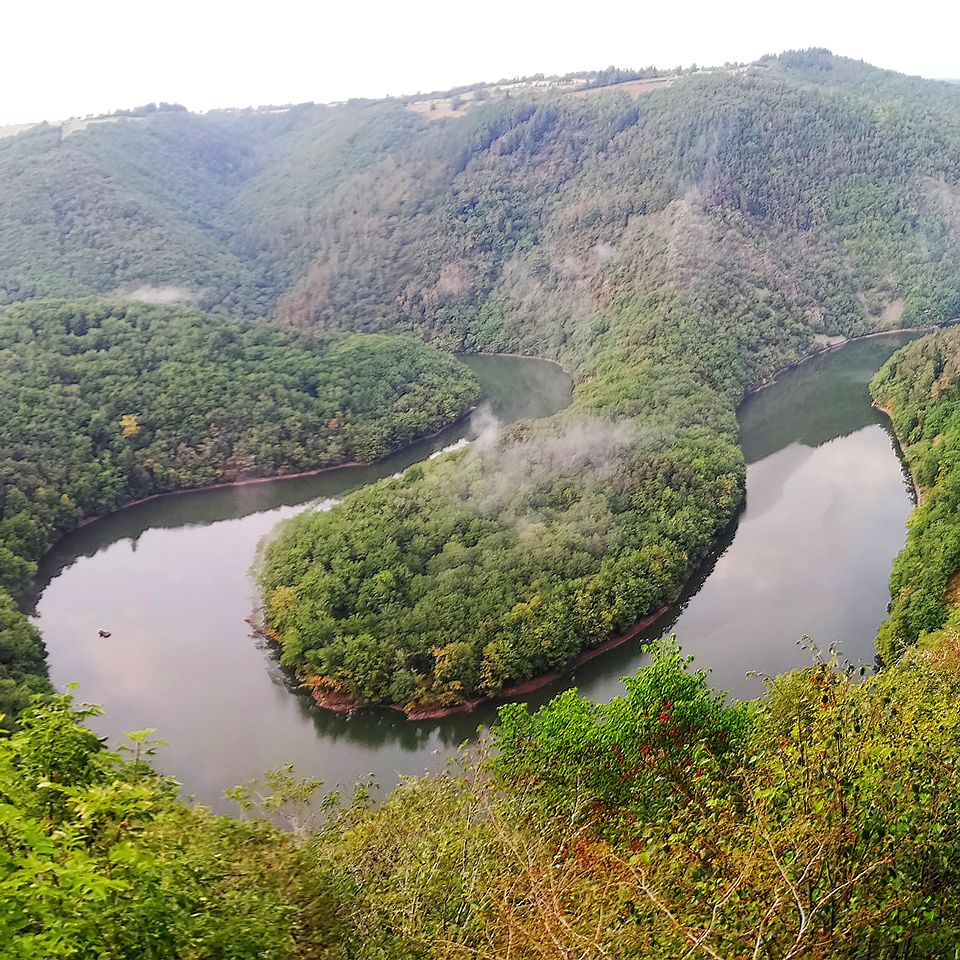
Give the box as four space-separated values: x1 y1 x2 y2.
738 335 920 461
564 333 920 703
33 337 920 809
32 355 571 808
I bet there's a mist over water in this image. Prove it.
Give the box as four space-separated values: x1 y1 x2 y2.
31 355 572 811
32 338 916 810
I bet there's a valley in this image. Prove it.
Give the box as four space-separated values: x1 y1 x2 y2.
5 47 960 958
32 334 914 809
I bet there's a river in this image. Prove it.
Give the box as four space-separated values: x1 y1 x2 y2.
31 337 917 810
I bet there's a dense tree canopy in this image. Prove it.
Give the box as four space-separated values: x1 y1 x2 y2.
260 408 744 708
0 299 477 720
258 53 960 710
872 328 960 660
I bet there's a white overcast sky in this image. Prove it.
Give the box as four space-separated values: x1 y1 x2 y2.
2 0 958 124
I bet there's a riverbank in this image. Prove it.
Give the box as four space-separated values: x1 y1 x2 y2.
743 324 945 401
282 602 672 721
465 350 566 370
71 404 479 529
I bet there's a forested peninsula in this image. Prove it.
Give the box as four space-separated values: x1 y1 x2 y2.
257 50 960 712
0 299 478 718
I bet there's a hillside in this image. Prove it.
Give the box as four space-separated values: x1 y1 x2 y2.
872 329 960 659
268 52 960 345
0 110 269 311
256 51 960 710
6 47 960 958
6 52 960 335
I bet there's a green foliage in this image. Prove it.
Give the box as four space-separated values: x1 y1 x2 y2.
0 298 477 723
0 694 349 958
5 652 957 959
292 645 960 959
493 642 753 829
8 51 960 953
257 53 960 710
871 329 960 659
0 595 47 721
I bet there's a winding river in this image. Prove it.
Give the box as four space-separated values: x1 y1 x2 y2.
31 337 917 810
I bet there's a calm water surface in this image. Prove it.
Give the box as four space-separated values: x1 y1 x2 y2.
32 339 917 809
565 333 918 703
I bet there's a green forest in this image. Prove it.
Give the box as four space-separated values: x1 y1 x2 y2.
6 636 960 957
0 298 477 719
5 48 960 957
872 329 960 660
258 50 960 710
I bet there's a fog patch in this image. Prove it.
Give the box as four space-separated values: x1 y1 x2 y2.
122 285 197 305
594 241 617 265
462 404 635 516
557 241 618 281
429 437 469 459
469 405 502 453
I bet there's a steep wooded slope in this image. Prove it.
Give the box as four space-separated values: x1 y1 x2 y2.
258 53 960 709
6 51 960 339
872 329 960 659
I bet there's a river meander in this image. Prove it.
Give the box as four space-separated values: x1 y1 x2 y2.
31 337 918 810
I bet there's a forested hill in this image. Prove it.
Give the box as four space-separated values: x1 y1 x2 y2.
872 329 960 661
267 51 960 351
256 52 960 712
4 50 960 337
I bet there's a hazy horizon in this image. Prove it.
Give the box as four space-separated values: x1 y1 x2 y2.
4 1 958 125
